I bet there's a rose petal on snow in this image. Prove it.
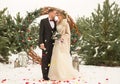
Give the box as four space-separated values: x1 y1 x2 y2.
25 82 29 84
1 79 7 83
106 78 109 80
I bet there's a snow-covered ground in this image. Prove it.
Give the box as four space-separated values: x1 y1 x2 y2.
0 47 120 84
0 63 120 84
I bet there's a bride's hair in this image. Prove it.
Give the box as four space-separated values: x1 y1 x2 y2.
57 10 67 19
57 11 80 35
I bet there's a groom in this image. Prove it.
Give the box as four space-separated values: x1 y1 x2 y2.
39 9 57 80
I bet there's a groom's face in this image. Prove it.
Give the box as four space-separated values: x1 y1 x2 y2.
49 10 57 18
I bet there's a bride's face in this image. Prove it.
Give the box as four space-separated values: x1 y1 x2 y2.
56 14 63 23
54 16 59 21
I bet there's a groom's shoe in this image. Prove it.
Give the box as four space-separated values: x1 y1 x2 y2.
43 77 49 80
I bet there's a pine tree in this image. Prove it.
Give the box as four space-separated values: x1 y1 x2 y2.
77 0 120 66
0 8 14 63
0 8 41 63
12 9 41 53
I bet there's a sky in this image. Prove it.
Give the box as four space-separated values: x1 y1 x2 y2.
0 0 120 20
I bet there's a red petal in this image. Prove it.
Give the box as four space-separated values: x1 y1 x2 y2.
106 78 109 80
25 82 29 84
1 79 7 83
98 82 101 84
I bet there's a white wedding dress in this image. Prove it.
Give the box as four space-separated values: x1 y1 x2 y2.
48 19 79 81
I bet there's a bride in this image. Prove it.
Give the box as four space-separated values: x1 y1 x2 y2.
48 11 79 81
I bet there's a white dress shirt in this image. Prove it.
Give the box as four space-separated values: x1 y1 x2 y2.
49 18 55 29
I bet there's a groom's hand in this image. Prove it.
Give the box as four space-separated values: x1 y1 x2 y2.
40 43 45 50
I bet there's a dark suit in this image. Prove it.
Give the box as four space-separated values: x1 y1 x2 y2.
39 18 56 80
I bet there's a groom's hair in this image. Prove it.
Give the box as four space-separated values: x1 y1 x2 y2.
48 9 55 13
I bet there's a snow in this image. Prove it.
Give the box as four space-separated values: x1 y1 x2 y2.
93 47 99 57
0 63 41 84
0 48 120 84
0 63 120 84
80 65 120 84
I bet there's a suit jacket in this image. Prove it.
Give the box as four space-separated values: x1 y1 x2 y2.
38 18 56 48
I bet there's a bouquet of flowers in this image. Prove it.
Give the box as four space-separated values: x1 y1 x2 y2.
52 31 61 40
